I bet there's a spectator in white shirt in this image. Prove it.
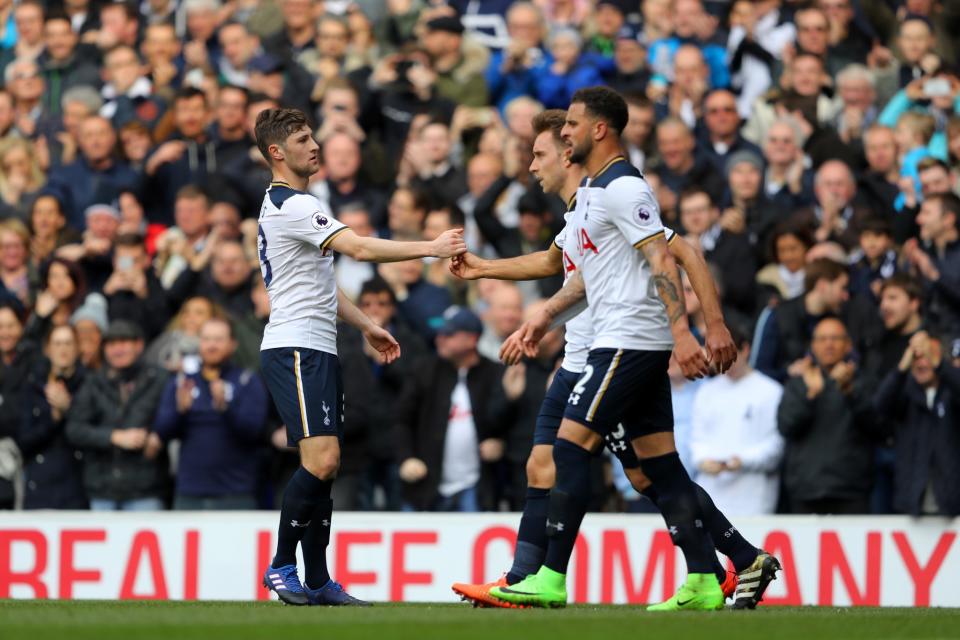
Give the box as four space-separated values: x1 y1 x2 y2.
690 325 784 515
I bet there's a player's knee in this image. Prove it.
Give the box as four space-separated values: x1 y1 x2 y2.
303 451 340 481
526 452 555 489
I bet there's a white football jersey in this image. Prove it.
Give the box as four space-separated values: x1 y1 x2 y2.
554 196 592 373
567 157 674 351
257 181 349 354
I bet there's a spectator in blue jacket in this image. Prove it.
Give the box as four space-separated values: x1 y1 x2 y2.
153 317 267 510
485 1 551 111
535 27 604 109
45 115 142 230
647 0 729 90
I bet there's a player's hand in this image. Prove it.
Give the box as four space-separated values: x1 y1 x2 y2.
518 310 552 359
448 252 484 279
704 322 737 374
673 331 709 380
803 366 824 399
430 228 467 258
362 324 401 364
399 457 428 483
499 327 527 366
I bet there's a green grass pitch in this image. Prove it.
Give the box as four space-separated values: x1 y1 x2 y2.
1 601 957 640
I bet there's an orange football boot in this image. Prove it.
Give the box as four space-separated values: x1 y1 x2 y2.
721 570 739 600
452 575 529 609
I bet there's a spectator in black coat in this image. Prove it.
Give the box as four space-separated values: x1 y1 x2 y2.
778 317 876 514
604 25 650 97
904 192 960 344
874 332 960 516
336 278 428 510
39 13 101 116
167 239 255 321
103 233 170 341
17 325 87 509
864 274 925 383
655 117 726 205
408 120 468 206
848 218 899 302
153 317 267 510
753 258 849 382
722 150 789 256
679 187 757 316
394 307 510 511
66 320 169 511
497 300 564 510
0 302 38 509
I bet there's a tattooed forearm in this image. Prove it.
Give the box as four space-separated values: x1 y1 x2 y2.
652 273 685 325
545 270 586 318
641 236 690 331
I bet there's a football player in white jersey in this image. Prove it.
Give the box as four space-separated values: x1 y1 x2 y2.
254 108 465 606
492 88 779 611
450 110 774 610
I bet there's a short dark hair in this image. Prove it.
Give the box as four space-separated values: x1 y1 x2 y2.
114 233 146 250
927 191 960 227
678 186 714 208
219 84 250 105
622 92 652 110
255 108 310 164
571 86 629 136
176 184 209 205
880 272 922 301
859 217 892 237
918 157 949 175
532 109 567 144
359 276 398 306
174 86 208 108
804 258 847 293
101 1 139 22
427 202 466 227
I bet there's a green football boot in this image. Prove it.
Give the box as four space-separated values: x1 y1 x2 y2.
489 566 568 608
647 573 726 611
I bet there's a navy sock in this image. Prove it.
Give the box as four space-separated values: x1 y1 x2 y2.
639 453 716 576
302 498 334 589
507 487 550 584
642 485 725 582
543 439 592 575
272 467 331 569
691 482 759 573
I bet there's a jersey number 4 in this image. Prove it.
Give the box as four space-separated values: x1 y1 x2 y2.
257 224 273 287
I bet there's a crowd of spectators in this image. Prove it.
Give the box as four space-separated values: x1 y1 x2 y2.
0 0 959 517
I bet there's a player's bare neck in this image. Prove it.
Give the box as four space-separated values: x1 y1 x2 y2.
584 143 624 179
561 166 585 203
272 168 308 192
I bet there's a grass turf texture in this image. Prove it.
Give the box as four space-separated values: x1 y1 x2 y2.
1 601 957 640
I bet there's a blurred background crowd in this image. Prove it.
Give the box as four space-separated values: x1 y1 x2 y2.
0 0 958 517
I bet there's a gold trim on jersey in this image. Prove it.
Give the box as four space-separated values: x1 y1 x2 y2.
566 193 577 211
592 155 627 180
633 230 666 250
269 181 292 188
319 227 349 251
587 349 623 422
667 232 678 245
294 350 310 437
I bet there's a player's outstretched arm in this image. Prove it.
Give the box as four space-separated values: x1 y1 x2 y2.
669 237 737 373
502 270 587 364
336 289 401 364
450 244 563 281
329 228 466 263
642 235 709 380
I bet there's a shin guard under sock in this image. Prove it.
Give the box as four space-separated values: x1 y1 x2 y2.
273 467 332 569
507 487 550 584
543 439 592 575
639 452 716 576
642 485 725 582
